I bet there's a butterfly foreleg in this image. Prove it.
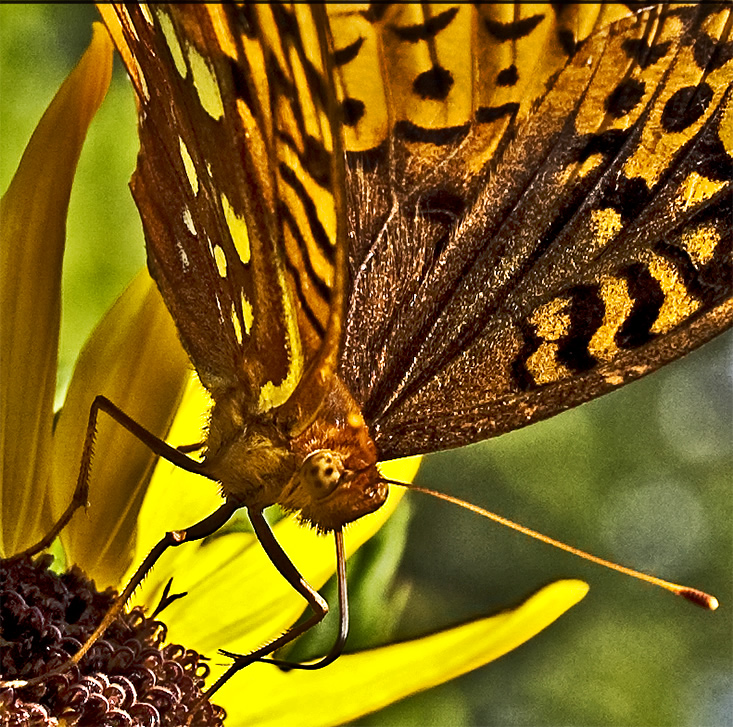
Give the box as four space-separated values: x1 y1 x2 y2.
254 527 349 673
9 394 210 559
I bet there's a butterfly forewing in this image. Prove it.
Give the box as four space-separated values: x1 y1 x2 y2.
99 4 347 424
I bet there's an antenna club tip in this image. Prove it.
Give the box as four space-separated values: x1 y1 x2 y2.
679 588 719 611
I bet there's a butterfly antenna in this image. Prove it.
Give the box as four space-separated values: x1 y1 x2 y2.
383 479 718 611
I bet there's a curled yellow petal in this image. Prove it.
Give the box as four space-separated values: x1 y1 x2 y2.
219 580 589 727
53 270 190 587
0 24 113 555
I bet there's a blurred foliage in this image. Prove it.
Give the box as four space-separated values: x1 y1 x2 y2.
2 6 731 726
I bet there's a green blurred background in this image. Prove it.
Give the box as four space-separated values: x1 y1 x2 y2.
2 6 731 726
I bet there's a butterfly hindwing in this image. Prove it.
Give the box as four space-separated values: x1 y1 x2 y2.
334 3 733 458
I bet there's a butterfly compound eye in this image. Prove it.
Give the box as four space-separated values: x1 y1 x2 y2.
301 449 345 499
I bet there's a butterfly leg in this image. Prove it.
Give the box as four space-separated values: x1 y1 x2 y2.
9 394 210 559
205 513 349 700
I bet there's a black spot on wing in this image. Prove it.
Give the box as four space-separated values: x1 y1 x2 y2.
605 78 646 118
394 120 470 145
389 7 459 42
511 321 543 391
692 124 733 183
601 177 652 223
557 285 605 373
576 128 631 162
496 64 519 87
229 55 255 114
661 83 713 133
621 38 672 68
476 103 519 124
483 14 544 42
341 97 365 127
616 262 664 349
333 37 364 66
557 27 578 57
413 65 453 100
693 33 733 72
362 4 390 24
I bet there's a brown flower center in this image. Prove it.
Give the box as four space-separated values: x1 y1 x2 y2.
0 555 225 726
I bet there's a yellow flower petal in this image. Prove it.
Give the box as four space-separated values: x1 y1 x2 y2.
0 24 112 556
128 372 224 566
220 580 589 727
52 270 189 586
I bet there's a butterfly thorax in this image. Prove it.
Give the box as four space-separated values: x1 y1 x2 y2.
202 377 387 533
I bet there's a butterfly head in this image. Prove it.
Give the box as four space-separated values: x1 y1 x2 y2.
293 445 387 534
285 381 388 533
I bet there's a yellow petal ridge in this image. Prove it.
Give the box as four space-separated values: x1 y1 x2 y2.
0 23 113 555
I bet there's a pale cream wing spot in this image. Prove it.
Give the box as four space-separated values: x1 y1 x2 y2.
213 245 227 278
139 4 154 26
182 207 196 236
174 240 190 271
179 137 199 195
241 290 254 335
231 303 243 345
156 8 187 79
220 192 250 265
186 44 225 120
